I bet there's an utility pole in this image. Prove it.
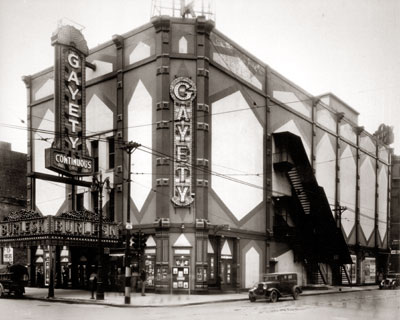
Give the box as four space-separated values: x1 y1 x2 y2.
120 141 141 304
92 171 111 301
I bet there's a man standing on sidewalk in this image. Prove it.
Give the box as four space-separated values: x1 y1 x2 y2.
140 268 147 296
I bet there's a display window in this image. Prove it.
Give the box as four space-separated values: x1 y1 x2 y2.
172 256 190 292
362 257 376 284
144 255 155 287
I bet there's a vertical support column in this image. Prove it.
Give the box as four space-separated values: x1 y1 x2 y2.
152 16 172 219
265 67 273 274
265 67 273 238
195 226 209 292
311 98 318 172
215 236 221 288
47 245 55 298
22 75 33 211
233 237 241 292
355 126 364 284
335 113 345 228
387 148 393 268
194 17 214 220
155 226 170 293
112 34 125 223
375 142 380 249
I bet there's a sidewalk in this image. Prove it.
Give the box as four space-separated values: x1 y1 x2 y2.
22 285 378 308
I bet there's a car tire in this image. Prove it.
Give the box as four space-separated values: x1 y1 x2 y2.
293 288 300 300
0 284 4 298
269 290 278 303
15 288 23 297
249 296 256 302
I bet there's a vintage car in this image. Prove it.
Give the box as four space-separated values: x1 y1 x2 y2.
248 272 302 303
0 264 29 298
379 273 400 290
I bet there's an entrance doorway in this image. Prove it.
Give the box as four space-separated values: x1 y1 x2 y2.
220 258 233 288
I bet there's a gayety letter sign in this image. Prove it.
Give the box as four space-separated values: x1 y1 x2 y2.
45 25 94 176
170 77 196 206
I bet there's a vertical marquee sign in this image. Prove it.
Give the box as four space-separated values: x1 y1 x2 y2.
45 25 94 176
170 77 196 206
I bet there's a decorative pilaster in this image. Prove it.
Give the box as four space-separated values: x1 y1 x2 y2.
374 141 379 248
311 98 319 172
152 16 171 219
335 112 345 228
194 219 209 292
194 16 214 220
112 34 125 222
22 75 33 210
355 126 364 284
265 66 273 237
154 219 170 293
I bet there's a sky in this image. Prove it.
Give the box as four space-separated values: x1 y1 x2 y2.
0 0 399 154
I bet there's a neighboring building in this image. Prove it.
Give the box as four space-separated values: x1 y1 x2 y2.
0 141 27 265
390 155 400 273
0 3 392 292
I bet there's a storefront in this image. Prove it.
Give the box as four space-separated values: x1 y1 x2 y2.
0 210 119 293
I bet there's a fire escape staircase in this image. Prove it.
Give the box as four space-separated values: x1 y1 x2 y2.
272 132 352 274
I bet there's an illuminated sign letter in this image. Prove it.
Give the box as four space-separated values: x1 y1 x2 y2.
68 52 80 68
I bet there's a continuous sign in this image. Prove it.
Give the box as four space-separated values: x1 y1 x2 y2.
45 27 94 176
170 77 196 206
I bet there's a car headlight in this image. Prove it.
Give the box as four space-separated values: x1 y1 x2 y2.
263 284 267 290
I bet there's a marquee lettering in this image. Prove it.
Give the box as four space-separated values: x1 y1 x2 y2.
170 77 196 206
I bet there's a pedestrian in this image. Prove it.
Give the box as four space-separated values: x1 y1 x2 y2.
36 269 43 288
140 268 147 296
62 266 69 288
131 263 139 292
89 271 97 299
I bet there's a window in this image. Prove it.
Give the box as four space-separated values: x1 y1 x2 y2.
76 193 84 211
91 190 99 213
108 137 115 169
108 189 115 221
91 140 99 172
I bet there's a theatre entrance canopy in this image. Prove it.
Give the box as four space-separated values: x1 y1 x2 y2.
0 209 120 248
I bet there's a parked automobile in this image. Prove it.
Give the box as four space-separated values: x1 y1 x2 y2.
0 264 29 297
248 272 302 303
379 273 400 290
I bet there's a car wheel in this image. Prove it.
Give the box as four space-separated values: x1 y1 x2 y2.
0 284 4 298
15 287 23 297
249 296 256 302
269 290 278 303
293 288 300 300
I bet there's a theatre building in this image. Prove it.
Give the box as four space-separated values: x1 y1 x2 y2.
0 3 392 293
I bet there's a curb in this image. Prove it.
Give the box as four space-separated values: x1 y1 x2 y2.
22 287 378 308
23 295 249 308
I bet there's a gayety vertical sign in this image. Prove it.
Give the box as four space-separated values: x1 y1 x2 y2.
45 25 94 176
170 77 196 206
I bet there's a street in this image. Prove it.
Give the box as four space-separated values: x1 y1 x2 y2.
1 289 399 320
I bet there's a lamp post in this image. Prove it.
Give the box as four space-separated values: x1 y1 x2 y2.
120 141 141 304
92 171 110 301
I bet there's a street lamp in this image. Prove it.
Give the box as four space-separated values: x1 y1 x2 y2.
92 171 111 301
120 141 141 304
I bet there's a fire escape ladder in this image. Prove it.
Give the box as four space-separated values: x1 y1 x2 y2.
287 168 311 215
341 265 352 285
272 131 352 266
